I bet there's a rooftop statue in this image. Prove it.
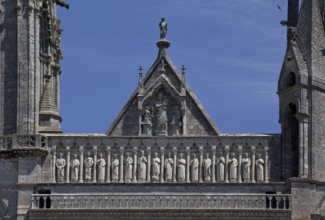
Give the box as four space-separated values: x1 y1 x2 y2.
159 17 167 39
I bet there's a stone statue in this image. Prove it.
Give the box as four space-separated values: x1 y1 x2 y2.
177 153 186 182
217 154 225 181
84 152 94 182
203 153 212 182
242 152 251 182
56 153 66 182
171 106 182 136
165 152 173 182
156 92 168 134
152 152 161 182
159 17 167 39
191 153 199 182
112 154 120 182
138 150 147 182
97 153 106 182
125 153 133 182
70 154 80 182
256 154 265 182
142 106 153 135
229 153 238 182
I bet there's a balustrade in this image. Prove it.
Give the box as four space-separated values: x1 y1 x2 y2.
31 193 291 211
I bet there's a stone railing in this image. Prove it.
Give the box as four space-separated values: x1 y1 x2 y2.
0 135 47 150
31 193 291 211
49 135 277 184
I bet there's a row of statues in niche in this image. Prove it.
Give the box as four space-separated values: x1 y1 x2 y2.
55 151 266 183
141 92 182 136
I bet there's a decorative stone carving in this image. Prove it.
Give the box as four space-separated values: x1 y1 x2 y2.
170 106 182 136
256 154 265 182
165 152 173 182
217 154 225 182
159 17 167 39
84 152 94 182
229 153 238 183
203 153 212 182
70 154 80 182
152 152 161 182
138 150 147 182
155 92 168 136
110 154 119 182
191 153 199 182
125 153 133 182
242 152 251 182
141 106 153 135
97 153 106 183
177 153 186 182
56 153 66 182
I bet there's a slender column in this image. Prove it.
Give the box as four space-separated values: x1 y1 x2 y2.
146 147 151 182
199 146 204 183
133 147 138 183
93 146 98 183
225 146 230 183
238 145 243 183
160 147 165 183
297 115 309 178
119 147 124 183
211 146 216 183
106 146 111 183
52 145 57 183
186 147 191 183
66 146 71 183
265 146 270 183
79 146 84 183
173 147 177 182
251 146 256 183
303 118 309 177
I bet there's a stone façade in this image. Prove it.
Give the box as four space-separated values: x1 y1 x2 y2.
1 0 325 220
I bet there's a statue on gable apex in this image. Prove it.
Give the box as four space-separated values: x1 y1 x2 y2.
159 17 167 39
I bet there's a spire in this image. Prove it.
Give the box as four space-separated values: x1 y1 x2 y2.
39 72 62 133
156 17 170 58
138 65 144 95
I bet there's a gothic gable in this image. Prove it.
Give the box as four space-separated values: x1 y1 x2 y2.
106 37 220 136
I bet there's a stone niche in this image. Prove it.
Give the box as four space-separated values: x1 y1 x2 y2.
140 87 184 137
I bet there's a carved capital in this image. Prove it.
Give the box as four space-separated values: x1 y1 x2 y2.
119 146 125 154
93 145 98 154
237 145 243 154
52 145 57 154
106 146 111 154
224 145 230 153
172 147 177 154
211 146 217 154
264 146 269 155
79 146 84 155
251 146 256 155
66 146 71 154
199 146 204 154
146 146 151 154
133 146 138 154
160 147 165 154
185 146 191 155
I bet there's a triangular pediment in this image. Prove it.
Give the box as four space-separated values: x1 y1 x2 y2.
106 39 220 137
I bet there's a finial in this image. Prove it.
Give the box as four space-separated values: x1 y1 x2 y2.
138 65 144 90
181 65 186 83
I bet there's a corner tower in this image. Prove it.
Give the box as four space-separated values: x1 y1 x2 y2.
278 0 325 181
0 0 65 135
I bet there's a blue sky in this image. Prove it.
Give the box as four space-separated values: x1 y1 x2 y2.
58 0 288 134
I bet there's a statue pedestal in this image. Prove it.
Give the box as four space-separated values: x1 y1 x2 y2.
156 131 168 136
171 123 182 136
141 122 152 136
